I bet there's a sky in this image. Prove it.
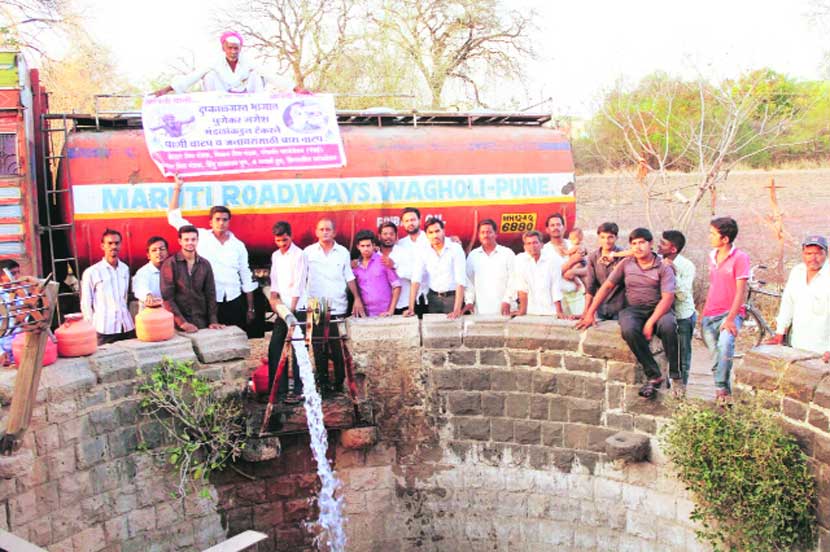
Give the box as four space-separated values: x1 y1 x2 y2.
72 0 828 118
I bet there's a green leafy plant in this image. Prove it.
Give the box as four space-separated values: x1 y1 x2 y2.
138 358 249 497
660 398 816 551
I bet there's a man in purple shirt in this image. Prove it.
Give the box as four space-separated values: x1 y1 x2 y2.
577 227 677 399
353 230 401 317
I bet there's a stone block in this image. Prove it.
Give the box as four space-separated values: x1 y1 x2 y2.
607 383 625 409
481 393 505 416
564 423 589 449
40 358 96 402
0 367 16 405
587 427 617 453
624 386 672 417
606 413 634 431
107 427 139 459
736 345 818 391
241 436 282 462
605 431 650 463
490 418 513 442
459 368 491 390
532 371 557 394
567 398 602 425
0 447 34 479
810 408 830 432
815 434 830 465
432 368 461 390
782 358 830 402
563 355 604 374
542 423 564 447
549 398 567 422
607 361 641 384
462 316 507 348
779 419 815 455
448 349 477 366
447 391 481 415
505 393 531 418
347 315 420 348
491 369 531 392
530 395 550 420
782 398 808 421
34 424 61 455
421 314 462 348
581 321 636 362
633 416 657 435
505 316 581 351
817 376 830 410
514 420 541 445
178 326 248 363
479 349 507 366
455 417 490 441
114 335 196 371
77 435 108 469
540 351 562 369
88 408 119 435
509 350 538 367
88 347 138 384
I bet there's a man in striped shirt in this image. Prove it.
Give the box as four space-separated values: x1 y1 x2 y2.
81 229 135 345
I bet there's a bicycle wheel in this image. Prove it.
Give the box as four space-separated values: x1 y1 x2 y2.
733 307 767 359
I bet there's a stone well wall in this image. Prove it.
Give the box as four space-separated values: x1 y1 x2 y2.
340 315 705 552
1 317 827 551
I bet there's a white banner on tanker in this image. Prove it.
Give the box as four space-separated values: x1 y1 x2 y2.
141 91 346 177
71 172 575 218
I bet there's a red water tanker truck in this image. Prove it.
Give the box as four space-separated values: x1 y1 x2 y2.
1 53 576 295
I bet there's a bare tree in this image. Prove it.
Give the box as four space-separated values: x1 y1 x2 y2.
0 0 70 56
375 0 534 109
216 0 357 91
594 71 812 232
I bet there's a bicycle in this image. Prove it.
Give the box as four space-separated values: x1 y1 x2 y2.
733 264 782 358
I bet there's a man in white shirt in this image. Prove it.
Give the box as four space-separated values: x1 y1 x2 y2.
267 221 307 398
405 217 466 319
766 234 830 362
542 213 587 316
513 230 564 317
153 31 265 96
464 219 515 315
132 236 169 311
168 175 258 333
396 207 430 315
304 218 365 395
81 229 135 345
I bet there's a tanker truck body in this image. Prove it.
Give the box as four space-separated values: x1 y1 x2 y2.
60 111 575 274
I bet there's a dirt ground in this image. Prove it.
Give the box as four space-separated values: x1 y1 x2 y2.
576 168 830 400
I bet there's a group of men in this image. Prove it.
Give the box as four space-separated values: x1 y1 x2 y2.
78 181 830 403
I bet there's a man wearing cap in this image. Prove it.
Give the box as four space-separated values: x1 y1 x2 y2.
153 31 265 95
765 234 830 362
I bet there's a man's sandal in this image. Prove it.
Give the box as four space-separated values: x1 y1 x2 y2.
638 377 664 400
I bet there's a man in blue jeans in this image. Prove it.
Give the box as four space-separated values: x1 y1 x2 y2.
577 228 677 399
658 230 696 397
701 217 750 401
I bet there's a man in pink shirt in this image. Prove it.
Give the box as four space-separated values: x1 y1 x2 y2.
701 216 750 401
353 230 402 317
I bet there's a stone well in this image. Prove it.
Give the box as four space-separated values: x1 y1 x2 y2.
0 318 827 551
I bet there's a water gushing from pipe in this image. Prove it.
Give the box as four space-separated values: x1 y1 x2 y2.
290 325 347 551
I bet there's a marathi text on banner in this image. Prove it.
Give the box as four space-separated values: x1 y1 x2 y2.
140 92 347 177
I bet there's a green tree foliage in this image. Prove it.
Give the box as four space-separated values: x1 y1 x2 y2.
661 399 816 552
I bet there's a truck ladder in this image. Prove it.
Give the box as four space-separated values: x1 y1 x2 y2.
38 112 80 322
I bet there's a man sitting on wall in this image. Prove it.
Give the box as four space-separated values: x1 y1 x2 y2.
576 227 678 399
160 225 224 333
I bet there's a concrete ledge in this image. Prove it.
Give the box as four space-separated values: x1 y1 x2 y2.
421 314 462 348
88 347 138 384
112 335 197 370
581 321 636 362
179 326 249 364
346 316 420 348
40 358 96 402
463 316 508 349
505 316 581 351
735 345 819 391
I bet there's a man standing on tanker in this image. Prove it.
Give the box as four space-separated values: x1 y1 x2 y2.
167 175 258 333
153 31 265 95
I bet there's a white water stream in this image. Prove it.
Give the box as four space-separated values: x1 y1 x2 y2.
290 325 347 551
